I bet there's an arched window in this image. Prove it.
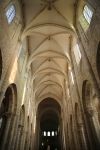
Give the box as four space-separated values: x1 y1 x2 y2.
96 42 100 80
52 131 54 136
6 4 16 24
44 131 46 136
79 4 93 31
47 131 50 136
83 5 93 24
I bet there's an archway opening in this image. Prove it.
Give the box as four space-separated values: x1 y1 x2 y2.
82 80 100 150
0 84 17 148
37 97 61 150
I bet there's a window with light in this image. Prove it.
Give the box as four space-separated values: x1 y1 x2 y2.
6 5 16 24
52 131 54 136
79 4 93 31
44 131 46 136
83 5 93 24
47 131 50 136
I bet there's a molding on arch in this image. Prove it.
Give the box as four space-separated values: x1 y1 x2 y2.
34 79 63 94
31 67 66 83
28 58 66 76
21 23 76 40
35 83 62 98
27 49 70 68
36 93 62 109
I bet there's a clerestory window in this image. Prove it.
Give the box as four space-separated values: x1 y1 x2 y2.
79 4 93 31
6 4 16 24
47 131 50 136
44 131 46 136
83 5 93 24
51 131 54 136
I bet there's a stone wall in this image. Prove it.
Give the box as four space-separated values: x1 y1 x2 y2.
0 0 36 149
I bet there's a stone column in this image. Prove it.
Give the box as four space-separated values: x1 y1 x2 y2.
77 31 100 100
78 123 88 150
1 112 14 150
8 113 18 150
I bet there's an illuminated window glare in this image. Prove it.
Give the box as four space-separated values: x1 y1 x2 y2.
44 131 46 136
6 5 16 24
47 131 50 136
79 5 93 31
74 44 81 65
52 131 54 136
55 131 57 136
71 71 74 84
83 5 93 24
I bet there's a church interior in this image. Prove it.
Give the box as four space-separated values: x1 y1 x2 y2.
0 0 100 150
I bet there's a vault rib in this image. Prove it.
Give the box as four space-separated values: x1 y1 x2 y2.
24 5 47 31
33 67 66 79
53 5 71 23
22 23 75 39
34 80 63 94
37 92 62 106
27 50 70 68
32 73 62 87
36 84 62 99
32 70 65 82
23 31 70 38
21 31 47 40
31 58 66 75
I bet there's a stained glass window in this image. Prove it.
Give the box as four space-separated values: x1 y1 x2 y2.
83 5 93 24
6 5 16 24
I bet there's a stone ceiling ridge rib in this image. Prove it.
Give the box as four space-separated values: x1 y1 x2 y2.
31 57 66 75
34 80 63 93
22 3 75 33
34 81 63 96
35 83 62 98
36 87 62 101
33 67 66 79
32 69 66 82
33 73 63 87
27 50 70 68
20 0 78 105
22 23 75 40
37 92 62 106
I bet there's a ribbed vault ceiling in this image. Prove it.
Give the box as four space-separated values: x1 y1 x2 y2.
21 0 77 104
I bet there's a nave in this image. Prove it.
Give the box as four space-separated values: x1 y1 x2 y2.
0 0 100 150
